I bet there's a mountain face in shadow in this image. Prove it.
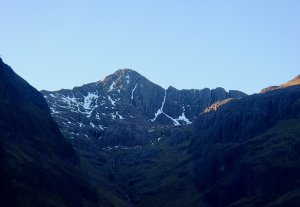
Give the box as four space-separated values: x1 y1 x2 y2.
42 65 300 207
101 77 300 207
190 80 300 207
0 58 122 207
1 57 299 207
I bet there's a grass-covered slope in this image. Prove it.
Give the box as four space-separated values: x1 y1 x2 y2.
227 120 300 207
105 127 207 207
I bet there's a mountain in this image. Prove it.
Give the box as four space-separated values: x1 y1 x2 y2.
0 58 128 207
41 69 246 147
190 76 300 207
103 76 300 207
2 56 299 207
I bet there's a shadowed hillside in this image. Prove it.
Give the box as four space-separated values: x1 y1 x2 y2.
0 58 128 207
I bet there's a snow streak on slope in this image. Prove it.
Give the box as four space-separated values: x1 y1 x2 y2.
151 92 192 126
116 111 125 119
108 95 116 107
108 81 116 92
150 90 167 122
131 83 138 100
174 106 192 125
125 74 130 84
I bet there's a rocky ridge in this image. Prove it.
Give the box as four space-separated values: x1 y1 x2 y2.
42 69 246 147
261 75 300 93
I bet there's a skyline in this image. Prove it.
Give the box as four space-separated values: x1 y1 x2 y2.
1 1 300 94
2 57 299 95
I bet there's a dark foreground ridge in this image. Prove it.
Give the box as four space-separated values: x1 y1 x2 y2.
0 58 127 207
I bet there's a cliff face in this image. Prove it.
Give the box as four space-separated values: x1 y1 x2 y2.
190 82 300 207
42 69 246 147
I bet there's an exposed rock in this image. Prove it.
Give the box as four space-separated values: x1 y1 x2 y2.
260 85 280 93
100 121 150 147
282 74 300 87
261 74 300 93
42 69 247 147
204 98 234 113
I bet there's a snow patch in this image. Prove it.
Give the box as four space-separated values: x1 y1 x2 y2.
50 107 59 114
111 113 116 119
110 111 125 120
83 92 98 110
125 74 130 84
150 92 191 126
96 113 100 119
61 96 77 106
108 81 116 92
150 90 167 122
116 111 125 119
174 107 192 125
59 93 85 114
131 83 138 100
164 113 180 126
108 95 116 107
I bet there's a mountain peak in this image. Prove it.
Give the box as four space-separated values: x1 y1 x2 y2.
101 68 145 87
115 68 136 73
103 68 140 78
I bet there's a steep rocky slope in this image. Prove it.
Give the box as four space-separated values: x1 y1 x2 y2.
42 69 246 147
70 72 300 207
190 79 300 207
96 75 300 207
0 58 128 207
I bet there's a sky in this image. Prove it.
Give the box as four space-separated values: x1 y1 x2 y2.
0 0 299 94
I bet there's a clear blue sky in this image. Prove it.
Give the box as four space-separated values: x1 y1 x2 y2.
1 0 299 94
